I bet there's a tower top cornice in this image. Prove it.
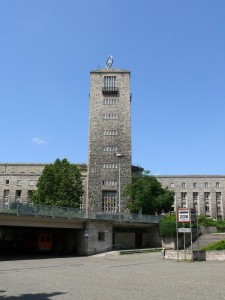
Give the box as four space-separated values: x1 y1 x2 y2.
90 68 130 74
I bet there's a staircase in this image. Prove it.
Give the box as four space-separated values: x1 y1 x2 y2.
190 232 225 250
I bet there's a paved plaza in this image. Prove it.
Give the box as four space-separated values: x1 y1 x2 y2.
0 252 225 300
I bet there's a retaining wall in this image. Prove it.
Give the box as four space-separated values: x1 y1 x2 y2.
164 249 225 261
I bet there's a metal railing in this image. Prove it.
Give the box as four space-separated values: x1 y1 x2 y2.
0 203 162 224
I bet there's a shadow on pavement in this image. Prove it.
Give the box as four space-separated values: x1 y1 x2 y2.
0 291 66 299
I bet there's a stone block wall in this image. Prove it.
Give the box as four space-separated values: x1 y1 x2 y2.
84 220 113 255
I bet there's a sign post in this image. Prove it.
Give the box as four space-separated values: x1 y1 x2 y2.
177 208 196 261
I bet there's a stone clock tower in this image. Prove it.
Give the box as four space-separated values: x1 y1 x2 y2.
87 63 132 212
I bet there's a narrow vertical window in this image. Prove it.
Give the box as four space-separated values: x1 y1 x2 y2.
193 192 198 211
204 192 210 214
216 182 220 188
15 190 22 202
102 191 117 213
181 192 187 208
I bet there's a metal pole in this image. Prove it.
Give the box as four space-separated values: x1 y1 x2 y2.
116 153 124 214
183 223 186 261
197 214 199 260
190 212 193 261
118 160 121 213
176 208 179 262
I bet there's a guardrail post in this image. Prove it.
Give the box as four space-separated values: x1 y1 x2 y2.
67 207 70 219
34 205 37 217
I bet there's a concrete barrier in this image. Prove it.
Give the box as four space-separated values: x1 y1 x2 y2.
164 249 225 261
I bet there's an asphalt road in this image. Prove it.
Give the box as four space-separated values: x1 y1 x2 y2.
0 252 225 300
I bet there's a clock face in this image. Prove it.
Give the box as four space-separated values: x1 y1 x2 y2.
106 55 113 68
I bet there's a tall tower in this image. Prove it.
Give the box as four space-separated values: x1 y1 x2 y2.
87 63 132 213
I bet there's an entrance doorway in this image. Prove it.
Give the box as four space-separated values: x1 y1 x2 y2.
135 232 142 248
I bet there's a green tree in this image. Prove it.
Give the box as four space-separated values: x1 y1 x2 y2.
124 171 174 215
31 158 84 208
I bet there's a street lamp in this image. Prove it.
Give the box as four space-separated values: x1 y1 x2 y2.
116 153 124 213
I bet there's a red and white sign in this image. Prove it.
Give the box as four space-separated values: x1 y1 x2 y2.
178 208 190 223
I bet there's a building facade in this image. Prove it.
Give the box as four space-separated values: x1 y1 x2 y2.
156 175 225 220
0 163 87 210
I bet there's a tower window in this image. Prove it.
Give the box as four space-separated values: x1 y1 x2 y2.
103 98 117 105
102 180 118 187
103 146 118 152
102 191 117 213
103 114 118 120
103 130 118 136
102 76 118 94
104 76 116 89
103 164 118 169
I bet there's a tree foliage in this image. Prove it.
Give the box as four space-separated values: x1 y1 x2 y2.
198 215 217 227
159 215 177 237
124 171 174 215
31 158 84 208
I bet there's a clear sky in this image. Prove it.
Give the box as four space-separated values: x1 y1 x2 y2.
0 0 225 175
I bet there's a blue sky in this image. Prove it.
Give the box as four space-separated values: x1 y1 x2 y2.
0 0 225 175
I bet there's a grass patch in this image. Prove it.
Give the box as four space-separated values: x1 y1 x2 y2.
202 240 225 251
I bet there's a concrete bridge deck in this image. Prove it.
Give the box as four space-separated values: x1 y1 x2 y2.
0 203 162 228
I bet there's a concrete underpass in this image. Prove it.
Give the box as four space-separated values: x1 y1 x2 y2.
0 212 162 257
0 226 83 257
0 214 85 258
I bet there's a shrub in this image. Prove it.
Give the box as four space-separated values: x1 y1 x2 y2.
159 215 177 237
198 215 217 227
